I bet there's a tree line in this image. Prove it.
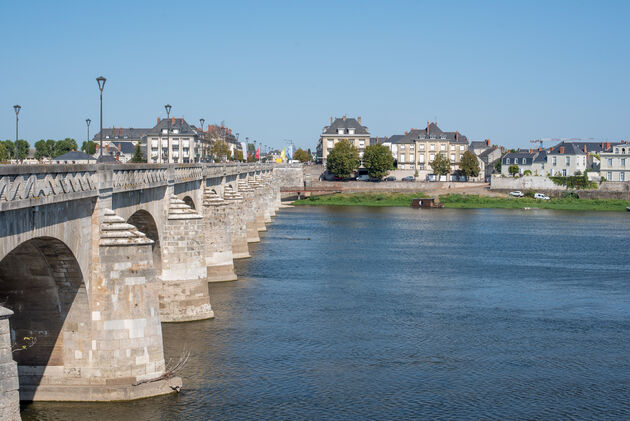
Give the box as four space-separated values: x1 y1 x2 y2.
0 138 100 163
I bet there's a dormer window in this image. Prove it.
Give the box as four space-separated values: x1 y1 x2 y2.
162 129 168 134
348 128 355 135
440 135 446 140
173 129 179 134
430 135 436 140
337 128 345 135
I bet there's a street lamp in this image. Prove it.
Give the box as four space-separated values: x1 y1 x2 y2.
164 104 172 163
96 76 106 158
86 118 92 163
199 118 205 160
13 105 21 143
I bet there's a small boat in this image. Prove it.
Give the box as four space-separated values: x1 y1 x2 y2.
411 198 443 209
626 207 630 212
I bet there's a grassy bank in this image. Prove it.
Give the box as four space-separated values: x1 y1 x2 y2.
293 192 630 211
292 192 428 207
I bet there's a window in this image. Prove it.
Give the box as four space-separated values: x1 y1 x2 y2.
553 157 557 165
621 172 626 182
565 156 570 166
162 129 168 134
562 169 567 176
430 154 435 162
522 158 526 164
430 144 435 151
607 172 612 180
608 158 613 166
440 144 446 151
359 140 365 148
430 135 436 139
401 154 406 163
419 155 425 163
440 135 447 140
460 145 465 151
327 140 333 148
410 145 414 150
506 158 510 164
622 158 626 167
337 128 344 135
450 154 455 162
419 164 425 170
450 145 455 151
419 144 425 151
348 128 355 135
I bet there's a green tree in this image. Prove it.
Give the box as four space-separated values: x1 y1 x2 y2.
81 141 97 155
0 143 8 163
34 140 49 160
235 150 244 161
130 143 145 163
459 150 480 178
363 144 394 179
211 141 231 161
53 138 78 158
430 153 451 177
508 165 520 176
293 148 310 163
3 140 16 159
494 160 501 173
15 140 29 160
326 139 361 179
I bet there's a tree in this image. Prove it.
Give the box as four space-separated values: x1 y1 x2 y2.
430 153 451 177
363 144 394 179
15 140 29 161
130 143 145 163
293 148 310 163
211 141 231 161
0 143 7 163
235 150 244 161
508 165 520 176
494 160 502 173
81 141 97 155
459 150 480 178
34 140 48 160
326 139 361 179
53 138 78 158
3 140 16 159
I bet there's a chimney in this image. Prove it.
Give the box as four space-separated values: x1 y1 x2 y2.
456 131 459 141
112 127 115 136
343 115 346 121
117 143 121 151
560 146 565 154
584 145 588 153
606 141 611 150
119 127 122 136
157 117 161 124
171 117 175 124
538 147 542 151
404 131 408 135
601 142 605 149
550 147 554 151
427 120 430 134
486 139 490 146
358 116 362 124
330 116 333 125
529 149 533 153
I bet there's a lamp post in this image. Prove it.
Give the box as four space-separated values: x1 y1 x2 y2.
199 118 205 161
86 118 92 163
164 104 172 163
13 105 21 143
96 76 106 159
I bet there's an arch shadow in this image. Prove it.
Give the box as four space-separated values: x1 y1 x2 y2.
128 210 162 275
0 237 88 401
182 196 195 210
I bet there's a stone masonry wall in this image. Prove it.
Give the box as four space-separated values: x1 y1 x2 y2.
0 308 19 421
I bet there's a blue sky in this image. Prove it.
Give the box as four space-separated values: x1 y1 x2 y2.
1 0 629 150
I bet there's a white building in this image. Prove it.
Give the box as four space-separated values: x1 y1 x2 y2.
145 117 202 163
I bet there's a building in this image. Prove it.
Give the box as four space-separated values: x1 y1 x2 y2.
545 143 591 176
145 117 202 163
477 146 503 180
98 141 137 163
470 139 493 155
317 116 370 164
599 141 629 181
391 122 469 178
53 151 94 164
501 149 547 176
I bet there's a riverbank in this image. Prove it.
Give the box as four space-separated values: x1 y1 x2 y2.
293 193 630 211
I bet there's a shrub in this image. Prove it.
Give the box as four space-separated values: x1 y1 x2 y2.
562 191 579 199
523 170 532 176
524 190 535 198
508 165 519 176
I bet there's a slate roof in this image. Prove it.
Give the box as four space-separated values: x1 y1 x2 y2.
97 155 117 163
470 141 489 149
109 141 136 154
477 146 499 159
54 151 92 161
402 122 468 144
548 143 586 155
550 141 618 154
146 118 197 135
93 127 149 141
323 117 369 135
387 135 407 144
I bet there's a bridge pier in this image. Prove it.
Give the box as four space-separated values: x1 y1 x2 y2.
223 186 250 259
237 180 261 243
202 188 238 282
0 308 19 421
159 197 214 322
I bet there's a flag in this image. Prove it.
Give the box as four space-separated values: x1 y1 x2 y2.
281 148 286 161
255 147 260 159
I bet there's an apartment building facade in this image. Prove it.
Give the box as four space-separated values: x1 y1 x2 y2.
145 117 204 163
600 141 630 181
317 116 370 164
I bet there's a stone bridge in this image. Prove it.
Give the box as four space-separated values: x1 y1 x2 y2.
0 162 303 419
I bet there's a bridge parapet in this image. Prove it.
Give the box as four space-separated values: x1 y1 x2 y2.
0 165 98 211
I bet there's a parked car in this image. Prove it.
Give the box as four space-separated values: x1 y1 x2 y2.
426 174 437 182
402 176 415 182
384 176 396 181
534 193 550 200
356 174 370 181
509 191 524 197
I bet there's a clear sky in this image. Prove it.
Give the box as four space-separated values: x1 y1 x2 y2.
1 0 629 150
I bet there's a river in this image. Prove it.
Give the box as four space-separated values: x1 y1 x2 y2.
21 207 630 420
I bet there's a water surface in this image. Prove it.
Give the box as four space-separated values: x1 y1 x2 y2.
22 207 630 420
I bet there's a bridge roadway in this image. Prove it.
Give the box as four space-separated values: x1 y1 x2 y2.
0 162 303 419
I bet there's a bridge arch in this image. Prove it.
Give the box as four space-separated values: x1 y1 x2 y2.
0 236 89 397
127 210 162 274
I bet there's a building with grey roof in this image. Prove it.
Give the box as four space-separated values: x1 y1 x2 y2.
145 117 203 163
53 151 94 164
317 115 370 164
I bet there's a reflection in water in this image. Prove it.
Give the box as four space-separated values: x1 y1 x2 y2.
21 207 630 420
